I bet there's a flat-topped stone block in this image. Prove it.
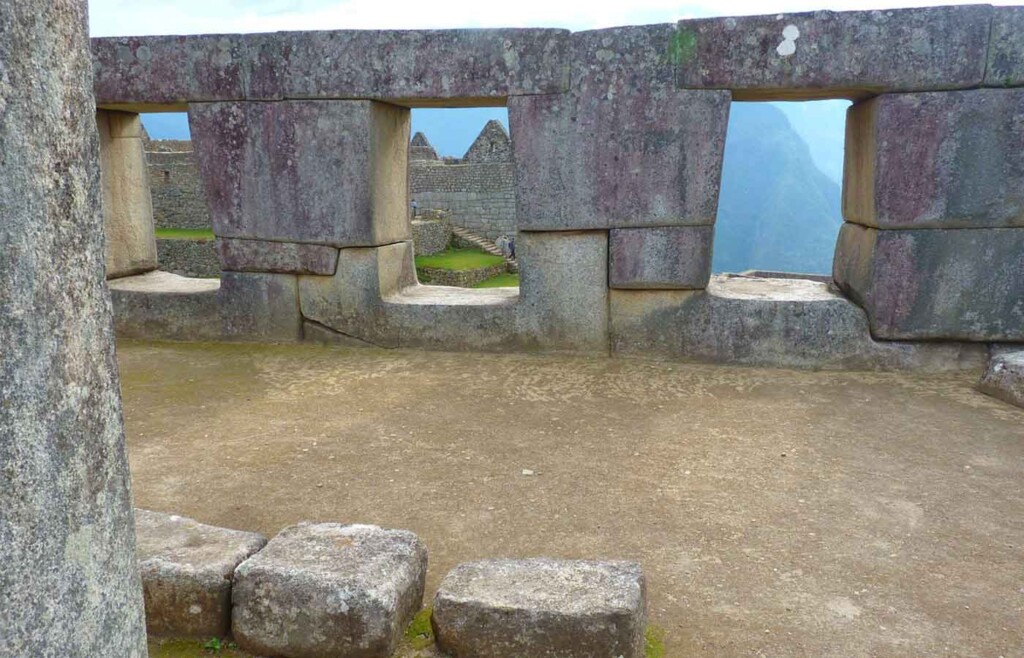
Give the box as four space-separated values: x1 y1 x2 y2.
845 89 1024 229
135 509 266 638
978 348 1024 409
219 272 303 342
610 226 714 289
986 7 1024 87
511 25 729 230
432 558 646 658
677 5 991 100
248 29 570 102
232 522 428 658
93 35 246 110
610 277 987 370
833 224 1024 341
217 238 339 275
190 100 409 247
109 271 222 341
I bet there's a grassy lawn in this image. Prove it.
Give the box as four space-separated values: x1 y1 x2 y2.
472 272 520 288
414 248 503 271
155 227 216 241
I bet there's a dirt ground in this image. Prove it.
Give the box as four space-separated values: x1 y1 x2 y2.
118 341 1024 658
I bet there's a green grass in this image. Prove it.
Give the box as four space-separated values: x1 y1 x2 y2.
472 272 520 288
403 607 435 650
148 638 248 657
645 625 666 658
155 227 215 241
414 248 503 271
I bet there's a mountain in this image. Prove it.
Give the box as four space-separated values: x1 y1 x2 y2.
775 100 851 184
713 103 843 275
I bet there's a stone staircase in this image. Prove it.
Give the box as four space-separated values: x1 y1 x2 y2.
451 226 518 273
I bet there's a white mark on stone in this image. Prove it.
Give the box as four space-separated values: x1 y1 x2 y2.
776 24 800 57
188 604 202 615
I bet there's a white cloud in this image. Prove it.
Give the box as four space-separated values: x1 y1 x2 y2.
88 0 1012 37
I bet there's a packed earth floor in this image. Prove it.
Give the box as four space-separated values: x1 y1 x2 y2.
118 341 1024 658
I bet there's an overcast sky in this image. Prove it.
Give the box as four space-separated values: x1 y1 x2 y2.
89 0 1015 37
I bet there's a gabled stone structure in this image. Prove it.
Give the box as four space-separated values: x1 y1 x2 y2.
410 131 440 161
463 119 512 163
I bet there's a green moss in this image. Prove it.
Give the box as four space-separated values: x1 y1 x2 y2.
645 625 666 658
148 637 248 657
414 249 504 271
156 227 216 241
667 27 697 66
472 272 520 288
404 607 435 650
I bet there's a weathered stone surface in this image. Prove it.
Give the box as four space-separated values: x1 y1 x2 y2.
190 100 410 247
299 241 519 351
432 559 646 658
232 522 428 658
135 509 266 638
986 7 1024 88
98 110 158 278
516 231 609 352
978 348 1024 409
677 6 991 99
217 238 339 275
247 29 570 102
833 224 1024 341
845 90 1024 229
610 277 988 370
0 1 148 654
92 34 246 109
411 219 452 256
511 25 729 230
109 271 222 341
610 226 714 289
219 272 303 342
158 237 220 279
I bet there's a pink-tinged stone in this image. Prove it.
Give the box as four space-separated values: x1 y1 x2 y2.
92 35 246 108
216 239 339 275
189 100 410 247
676 6 990 100
511 25 730 231
845 89 1024 229
833 223 1024 341
609 226 714 289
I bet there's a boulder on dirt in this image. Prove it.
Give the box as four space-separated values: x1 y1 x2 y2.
232 522 428 658
432 558 647 658
978 348 1024 409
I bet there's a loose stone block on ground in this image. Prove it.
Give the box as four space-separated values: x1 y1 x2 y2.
432 558 646 658
676 6 991 99
610 226 714 289
189 100 410 247
844 89 1024 229
135 509 266 638
978 348 1024 409
833 224 1024 341
232 522 427 658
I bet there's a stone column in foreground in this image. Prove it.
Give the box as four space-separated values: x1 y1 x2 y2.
0 1 149 655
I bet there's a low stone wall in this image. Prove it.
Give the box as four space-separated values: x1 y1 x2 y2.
411 219 451 255
156 238 219 278
417 262 506 287
411 162 516 241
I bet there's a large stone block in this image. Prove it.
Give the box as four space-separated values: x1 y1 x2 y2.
232 522 428 658
610 277 987 371
676 6 991 99
248 29 570 102
516 231 609 353
0 1 148 653
510 25 729 231
135 509 266 638
92 35 247 110
217 238 339 275
833 224 1024 341
844 90 1024 229
986 7 1024 88
190 100 410 247
98 110 158 278
432 559 646 658
609 226 713 289
219 272 303 342
109 271 222 342
978 348 1024 409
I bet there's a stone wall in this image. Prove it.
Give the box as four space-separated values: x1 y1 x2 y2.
157 238 220 278
147 143 212 230
411 218 452 255
410 162 516 241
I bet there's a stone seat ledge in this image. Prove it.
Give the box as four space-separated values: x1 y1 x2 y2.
385 283 518 307
108 269 220 294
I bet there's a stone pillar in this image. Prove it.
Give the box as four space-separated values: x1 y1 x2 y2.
98 110 158 279
0 1 148 656
835 89 1024 341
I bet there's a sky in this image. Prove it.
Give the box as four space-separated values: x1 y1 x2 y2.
88 0 1012 36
